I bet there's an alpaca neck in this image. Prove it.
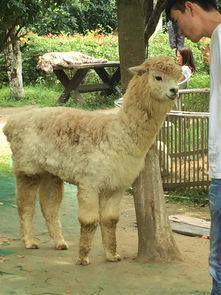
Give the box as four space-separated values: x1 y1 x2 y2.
119 79 174 155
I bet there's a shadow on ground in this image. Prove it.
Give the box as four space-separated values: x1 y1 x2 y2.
0 175 211 295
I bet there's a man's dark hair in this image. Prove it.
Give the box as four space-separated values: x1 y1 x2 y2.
165 0 217 19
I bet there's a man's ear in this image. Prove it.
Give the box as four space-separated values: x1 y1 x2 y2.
185 1 195 16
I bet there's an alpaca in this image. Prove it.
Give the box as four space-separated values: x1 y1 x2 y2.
157 140 172 176
3 56 181 265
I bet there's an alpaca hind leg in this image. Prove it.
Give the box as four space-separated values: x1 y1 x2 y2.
39 174 68 250
100 191 123 262
16 174 40 249
76 188 99 265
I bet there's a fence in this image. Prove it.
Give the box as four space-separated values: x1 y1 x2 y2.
158 88 210 191
177 88 210 112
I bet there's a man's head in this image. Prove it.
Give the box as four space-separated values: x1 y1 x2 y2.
165 0 217 19
165 0 218 42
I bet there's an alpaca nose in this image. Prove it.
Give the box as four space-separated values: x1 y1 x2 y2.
170 88 178 96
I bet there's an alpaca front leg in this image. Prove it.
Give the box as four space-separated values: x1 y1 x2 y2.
100 192 123 262
100 218 121 262
76 189 99 265
76 222 98 265
39 174 68 250
16 174 40 249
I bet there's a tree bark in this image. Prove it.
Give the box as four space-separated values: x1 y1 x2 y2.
117 0 146 90
4 29 24 98
133 144 182 263
117 0 181 263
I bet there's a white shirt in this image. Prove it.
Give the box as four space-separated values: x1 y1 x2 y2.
208 23 221 178
182 65 192 79
178 65 192 89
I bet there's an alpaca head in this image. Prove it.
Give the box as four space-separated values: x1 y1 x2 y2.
129 56 182 103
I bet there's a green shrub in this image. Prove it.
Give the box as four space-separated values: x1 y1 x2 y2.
29 0 117 35
188 73 210 89
166 189 208 205
0 30 210 105
149 31 175 58
149 31 209 75
21 31 119 85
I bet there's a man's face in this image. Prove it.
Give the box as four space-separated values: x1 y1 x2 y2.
170 5 204 42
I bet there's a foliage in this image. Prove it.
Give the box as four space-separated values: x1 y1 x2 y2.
166 189 208 205
0 85 118 110
29 0 117 35
217 1 221 12
188 73 210 89
0 29 210 108
0 85 61 106
0 155 12 176
20 31 119 84
0 0 67 50
149 31 209 75
17 30 210 86
79 0 117 34
29 2 80 35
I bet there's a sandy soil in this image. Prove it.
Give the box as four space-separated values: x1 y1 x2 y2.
0 106 211 295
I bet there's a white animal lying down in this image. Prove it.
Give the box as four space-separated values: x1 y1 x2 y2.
37 51 108 72
3 56 181 265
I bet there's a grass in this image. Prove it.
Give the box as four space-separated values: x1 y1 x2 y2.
0 155 12 176
166 189 209 205
0 85 121 109
0 85 60 107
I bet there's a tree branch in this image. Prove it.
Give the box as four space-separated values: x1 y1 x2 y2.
144 0 165 41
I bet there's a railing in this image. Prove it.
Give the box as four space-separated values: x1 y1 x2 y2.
115 88 211 191
177 88 210 112
158 110 210 190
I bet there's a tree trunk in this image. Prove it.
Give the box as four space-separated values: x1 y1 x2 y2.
117 0 181 263
133 144 182 263
117 0 146 90
4 29 24 97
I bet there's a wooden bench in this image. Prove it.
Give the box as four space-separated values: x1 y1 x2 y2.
53 61 121 104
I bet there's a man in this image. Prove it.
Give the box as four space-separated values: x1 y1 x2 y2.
165 1 221 294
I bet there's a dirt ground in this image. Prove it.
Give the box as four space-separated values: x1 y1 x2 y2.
0 106 211 295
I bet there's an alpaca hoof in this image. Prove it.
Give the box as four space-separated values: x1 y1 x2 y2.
76 257 90 266
25 242 39 249
56 241 69 250
107 253 121 262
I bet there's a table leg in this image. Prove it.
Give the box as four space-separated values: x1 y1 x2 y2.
55 68 89 103
94 67 121 95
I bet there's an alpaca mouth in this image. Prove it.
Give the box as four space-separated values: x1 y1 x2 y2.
166 94 177 100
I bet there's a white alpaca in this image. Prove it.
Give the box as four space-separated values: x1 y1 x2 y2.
157 140 172 176
3 56 181 265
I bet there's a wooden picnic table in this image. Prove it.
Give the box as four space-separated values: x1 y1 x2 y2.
53 61 121 104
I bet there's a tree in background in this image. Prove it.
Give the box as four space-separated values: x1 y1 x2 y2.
117 0 182 263
0 0 89 97
29 0 117 35
117 0 165 89
0 0 117 97
0 0 62 97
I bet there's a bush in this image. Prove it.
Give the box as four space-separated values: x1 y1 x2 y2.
29 0 117 35
188 73 210 89
0 29 210 94
149 31 209 75
20 31 119 85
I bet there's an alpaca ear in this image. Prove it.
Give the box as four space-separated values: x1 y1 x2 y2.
128 65 148 75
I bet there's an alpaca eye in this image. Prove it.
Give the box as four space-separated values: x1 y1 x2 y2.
155 76 162 81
